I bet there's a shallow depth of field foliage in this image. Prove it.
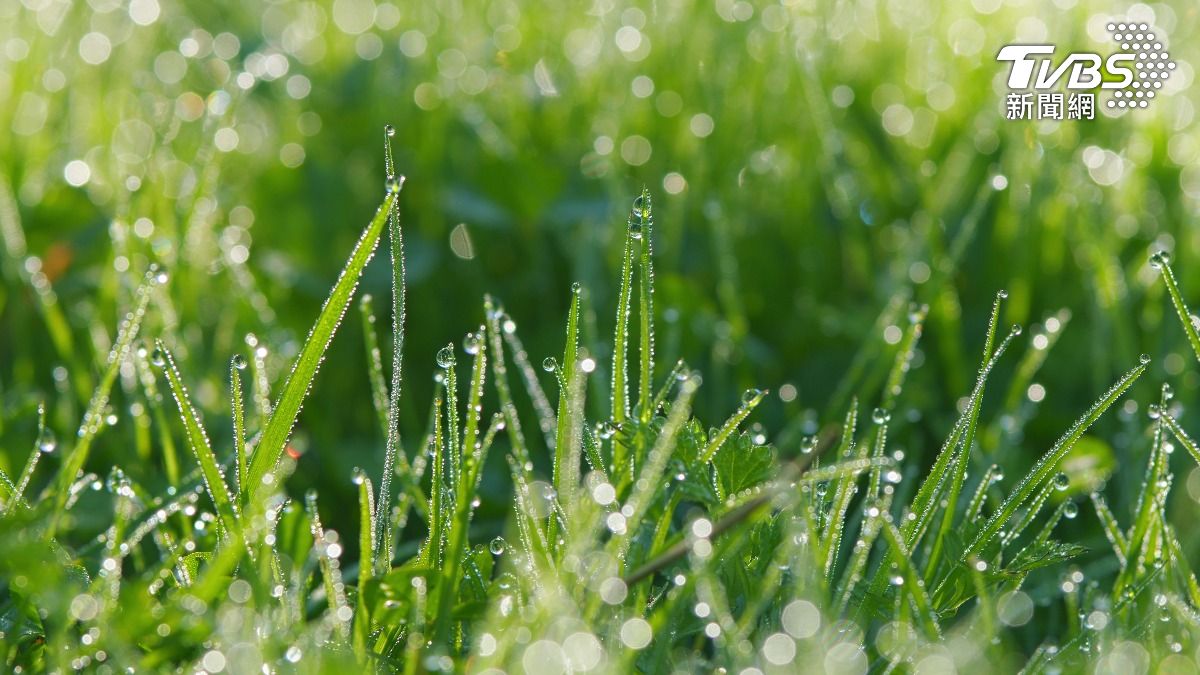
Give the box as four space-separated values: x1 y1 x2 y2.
6 0 1200 672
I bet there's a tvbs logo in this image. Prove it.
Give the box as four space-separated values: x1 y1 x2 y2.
997 21 1174 120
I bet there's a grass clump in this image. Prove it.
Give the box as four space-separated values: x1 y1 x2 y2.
5 144 1200 675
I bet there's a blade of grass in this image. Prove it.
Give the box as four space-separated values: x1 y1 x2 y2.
49 265 162 537
965 357 1147 558
156 342 241 545
378 131 408 574
634 190 655 423
245 189 400 497
1151 252 1200 363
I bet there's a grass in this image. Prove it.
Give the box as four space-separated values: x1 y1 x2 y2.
6 0 1200 672
4 150 1200 671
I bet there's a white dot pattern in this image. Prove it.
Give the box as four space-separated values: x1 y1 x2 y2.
1106 21 1172 110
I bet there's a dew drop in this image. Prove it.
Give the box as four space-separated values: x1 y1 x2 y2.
742 388 763 405
351 467 367 485
571 281 582 294
997 289 1009 299
872 408 891 425
542 357 558 373
800 436 817 455
1140 353 1151 365
1054 473 1070 491
150 264 169 285
1010 324 1023 337
1150 250 1172 269
489 537 507 555
385 174 405 194
384 124 396 137
38 428 57 454
150 347 167 367
463 332 481 355
231 354 248 370
1063 501 1079 519
436 345 455 369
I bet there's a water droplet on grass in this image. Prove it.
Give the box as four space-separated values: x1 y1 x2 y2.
384 124 396 137
1063 501 1078 519
150 347 166 367
385 174 405 194
38 428 57 453
231 354 248 370
872 408 891 424
1140 353 1152 365
542 357 558 372
463 332 481 355
1150 250 1171 268
436 345 455 368
1054 473 1070 491
489 537 506 555
742 388 763 405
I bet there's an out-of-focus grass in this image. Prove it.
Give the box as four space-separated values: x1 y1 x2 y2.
4 0 1200 667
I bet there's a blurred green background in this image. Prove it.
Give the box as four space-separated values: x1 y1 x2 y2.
2 0 1200 552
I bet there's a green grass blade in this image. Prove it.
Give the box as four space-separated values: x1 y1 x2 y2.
965 357 1147 558
49 265 162 537
5 403 49 515
552 286 581 518
699 388 766 465
245 190 399 497
485 297 532 468
1151 252 1200 364
822 402 861 583
156 342 241 542
423 393 446 566
634 190 655 423
880 519 941 640
1090 490 1128 567
1162 412 1200 471
356 469 376 586
611 197 638 464
881 303 927 410
925 299 1015 581
360 294 391 440
230 357 248 503
378 135 408 573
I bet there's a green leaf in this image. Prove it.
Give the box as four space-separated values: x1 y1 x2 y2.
712 433 775 499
